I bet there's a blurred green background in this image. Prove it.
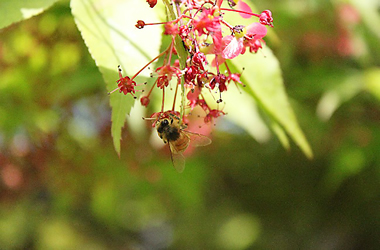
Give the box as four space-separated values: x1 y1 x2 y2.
1 0 380 249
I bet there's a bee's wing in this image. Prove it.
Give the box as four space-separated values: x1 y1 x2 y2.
169 142 186 173
184 131 212 147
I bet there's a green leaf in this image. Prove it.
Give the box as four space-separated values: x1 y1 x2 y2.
316 71 363 121
234 47 313 158
349 0 380 39
364 67 380 101
269 119 290 150
0 0 59 30
71 0 162 155
221 85 271 144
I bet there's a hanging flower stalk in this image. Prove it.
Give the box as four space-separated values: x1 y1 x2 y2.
109 0 273 130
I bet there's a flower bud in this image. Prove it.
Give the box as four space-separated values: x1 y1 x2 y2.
140 96 150 107
136 20 145 29
146 0 157 8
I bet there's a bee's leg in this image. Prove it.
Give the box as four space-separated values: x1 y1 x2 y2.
180 124 188 129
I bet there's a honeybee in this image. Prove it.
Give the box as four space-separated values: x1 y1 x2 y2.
155 113 212 173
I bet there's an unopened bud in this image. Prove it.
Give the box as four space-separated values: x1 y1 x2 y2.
136 20 145 29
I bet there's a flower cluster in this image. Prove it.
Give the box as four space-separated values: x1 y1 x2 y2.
109 0 273 125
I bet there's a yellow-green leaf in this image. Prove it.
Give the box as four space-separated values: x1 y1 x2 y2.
0 0 59 30
234 47 313 158
71 0 162 155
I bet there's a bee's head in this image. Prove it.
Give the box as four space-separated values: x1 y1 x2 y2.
161 119 169 126
156 118 170 133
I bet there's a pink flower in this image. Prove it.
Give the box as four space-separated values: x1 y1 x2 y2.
164 22 179 35
155 64 181 83
191 52 207 71
227 72 243 85
209 74 227 92
259 10 274 27
109 66 139 98
204 109 225 123
157 75 169 89
193 8 222 36
117 76 137 96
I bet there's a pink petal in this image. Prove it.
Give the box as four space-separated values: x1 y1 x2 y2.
222 36 244 59
187 86 201 101
211 30 223 54
237 0 253 19
222 35 234 48
246 22 267 39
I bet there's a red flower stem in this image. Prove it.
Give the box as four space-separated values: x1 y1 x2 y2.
220 19 234 31
172 77 180 111
146 80 157 97
131 49 169 81
188 3 206 19
143 21 170 26
224 61 232 74
181 7 192 16
168 37 175 63
161 87 165 112
214 54 220 74
191 1 219 12
108 88 119 95
200 93 211 112
219 8 260 18
145 14 191 26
